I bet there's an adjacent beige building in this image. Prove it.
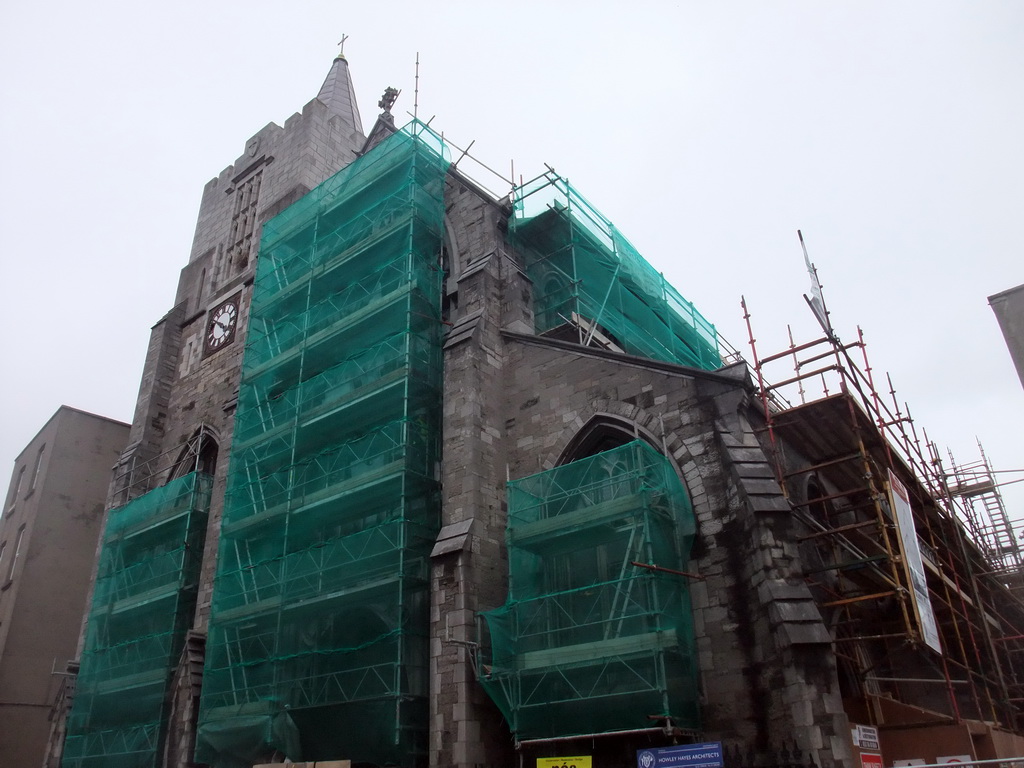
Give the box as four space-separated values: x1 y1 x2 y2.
0 406 128 766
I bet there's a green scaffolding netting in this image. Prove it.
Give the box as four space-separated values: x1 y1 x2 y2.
509 172 721 371
62 472 212 768
195 122 449 768
478 441 700 741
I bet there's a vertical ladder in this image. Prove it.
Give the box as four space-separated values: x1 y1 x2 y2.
950 443 1023 578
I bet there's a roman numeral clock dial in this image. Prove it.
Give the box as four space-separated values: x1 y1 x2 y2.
204 295 240 357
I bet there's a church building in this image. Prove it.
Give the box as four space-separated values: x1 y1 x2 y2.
49 50 1024 768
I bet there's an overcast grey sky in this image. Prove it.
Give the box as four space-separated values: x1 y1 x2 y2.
1 2 1021 515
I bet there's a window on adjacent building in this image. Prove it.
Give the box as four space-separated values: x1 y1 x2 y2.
6 466 24 514
6 526 25 582
29 444 45 492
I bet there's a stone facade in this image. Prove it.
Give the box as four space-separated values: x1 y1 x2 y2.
425 159 852 766
485 336 849 767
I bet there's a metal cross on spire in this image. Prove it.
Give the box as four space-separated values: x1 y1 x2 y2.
337 34 349 58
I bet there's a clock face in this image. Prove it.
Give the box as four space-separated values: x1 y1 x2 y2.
205 297 240 355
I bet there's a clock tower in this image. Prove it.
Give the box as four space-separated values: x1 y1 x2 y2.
202 294 240 356
114 48 364 506
54 51 368 768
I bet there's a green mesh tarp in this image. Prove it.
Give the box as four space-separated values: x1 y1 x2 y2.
196 123 449 768
510 172 721 370
479 441 700 741
62 472 212 768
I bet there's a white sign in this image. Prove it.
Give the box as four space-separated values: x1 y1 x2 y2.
852 724 879 751
935 756 973 765
889 470 943 654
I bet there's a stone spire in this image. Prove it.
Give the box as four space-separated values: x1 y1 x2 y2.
316 45 364 136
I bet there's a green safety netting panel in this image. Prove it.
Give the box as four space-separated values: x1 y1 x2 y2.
509 172 721 370
479 441 700 741
196 122 449 768
62 472 213 768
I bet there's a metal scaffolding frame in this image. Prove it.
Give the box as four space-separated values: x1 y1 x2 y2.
478 441 701 744
62 472 213 768
742 293 1024 733
195 122 449 768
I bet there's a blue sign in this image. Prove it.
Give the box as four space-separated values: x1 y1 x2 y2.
637 742 724 768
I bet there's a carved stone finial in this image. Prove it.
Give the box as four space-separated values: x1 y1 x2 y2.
378 86 400 114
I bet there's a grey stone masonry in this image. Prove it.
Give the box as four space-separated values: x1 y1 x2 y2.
707 384 851 768
162 632 206 768
431 179 516 768
114 302 186 501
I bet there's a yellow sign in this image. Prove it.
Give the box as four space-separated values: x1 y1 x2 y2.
537 758 592 768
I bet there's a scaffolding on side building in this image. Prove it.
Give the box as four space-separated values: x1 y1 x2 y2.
947 443 1024 585
742 295 1024 735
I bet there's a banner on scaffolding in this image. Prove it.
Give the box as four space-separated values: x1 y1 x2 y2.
888 469 943 654
637 742 723 768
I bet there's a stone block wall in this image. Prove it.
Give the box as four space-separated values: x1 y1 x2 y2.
430 181 518 768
